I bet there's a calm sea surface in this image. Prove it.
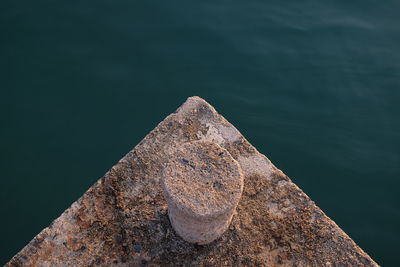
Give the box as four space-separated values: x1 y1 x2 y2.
1 1 399 265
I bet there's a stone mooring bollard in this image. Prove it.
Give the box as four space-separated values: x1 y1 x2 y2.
161 140 244 245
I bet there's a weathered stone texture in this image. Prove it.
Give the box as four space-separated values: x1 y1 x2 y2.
162 140 244 244
7 96 378 266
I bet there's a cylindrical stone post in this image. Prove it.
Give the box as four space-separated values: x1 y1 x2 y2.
161 140 244 245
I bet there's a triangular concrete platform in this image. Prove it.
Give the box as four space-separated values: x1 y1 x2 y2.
7 97 378 266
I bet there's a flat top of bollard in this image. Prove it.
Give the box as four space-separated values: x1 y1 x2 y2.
161 140 244 218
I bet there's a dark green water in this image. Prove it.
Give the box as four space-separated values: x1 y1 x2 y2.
1 1 399 265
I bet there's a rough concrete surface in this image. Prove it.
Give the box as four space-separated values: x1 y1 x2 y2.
162 140 243 245
7 96 378 266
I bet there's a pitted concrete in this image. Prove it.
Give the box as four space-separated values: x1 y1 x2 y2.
161 140 243 244
7 96 378 266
